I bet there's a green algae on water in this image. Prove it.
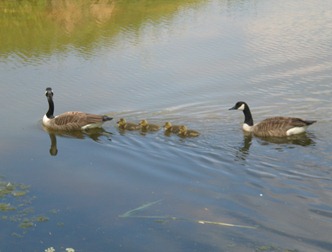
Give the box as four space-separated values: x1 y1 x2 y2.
0 176 50 237
19 219 34 229
0 203 16 211
35 215 49 222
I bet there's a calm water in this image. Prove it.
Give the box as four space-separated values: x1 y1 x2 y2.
1 0 332 251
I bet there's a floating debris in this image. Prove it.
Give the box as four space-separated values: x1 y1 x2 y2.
119 200 162 218
44 247 75 252
119 200 256 229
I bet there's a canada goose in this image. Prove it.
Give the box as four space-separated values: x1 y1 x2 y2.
117 118 140 130
43 87 112 131
163 122 184 134
229 101 316 137
139 120 160 131
178 125 200 137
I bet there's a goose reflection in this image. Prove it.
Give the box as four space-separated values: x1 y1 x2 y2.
44 127 112 156
235 132 316 161
48 133 58 156
235 132 253 162
256 132 316 147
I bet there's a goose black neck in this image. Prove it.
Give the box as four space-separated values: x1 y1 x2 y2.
243 106 254 126
46 96 55 119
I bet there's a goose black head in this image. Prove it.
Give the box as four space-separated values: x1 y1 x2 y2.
45 87 54 98
229 101 247 111
229 101 254 126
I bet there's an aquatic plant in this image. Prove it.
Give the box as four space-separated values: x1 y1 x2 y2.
19 219 34 229
0 176 50 237
0 203 15 211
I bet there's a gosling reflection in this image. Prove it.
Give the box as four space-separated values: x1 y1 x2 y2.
45 127 112 156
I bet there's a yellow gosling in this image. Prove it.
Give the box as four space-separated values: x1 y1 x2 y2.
178 125 200 137
117 118 140 130
163 122 184 134
139 119 160 131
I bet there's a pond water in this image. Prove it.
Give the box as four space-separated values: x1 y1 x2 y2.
1 0 332 251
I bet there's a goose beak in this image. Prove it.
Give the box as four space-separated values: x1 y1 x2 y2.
102 116 113 121
229 106 236 110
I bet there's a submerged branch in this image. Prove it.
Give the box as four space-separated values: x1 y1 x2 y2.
119 200 257 229
119 200 162 218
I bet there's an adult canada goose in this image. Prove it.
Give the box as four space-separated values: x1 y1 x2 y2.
229 101 316 137
139 120 160 131
178 125 200 137
117 118 140 130
43 87 112 131
163 122 183 134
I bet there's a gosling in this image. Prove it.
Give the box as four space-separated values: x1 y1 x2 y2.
163 122 184 134
139 119 160 131
117 118 140 130
178 125 200 137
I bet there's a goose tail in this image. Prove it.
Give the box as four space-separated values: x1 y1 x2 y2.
304 120 316 126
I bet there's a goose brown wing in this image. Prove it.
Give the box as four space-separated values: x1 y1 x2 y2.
54 112 85 126
54 112 104 127
254 117 304 137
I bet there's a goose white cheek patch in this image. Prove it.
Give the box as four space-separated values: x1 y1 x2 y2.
238 103 245 111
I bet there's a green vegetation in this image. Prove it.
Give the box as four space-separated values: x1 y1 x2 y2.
0 0 202 57
19 219 34 229
0 176 49 237
0 203 16 211
35 215 49 222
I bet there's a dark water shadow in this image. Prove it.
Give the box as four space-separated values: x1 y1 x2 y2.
257 221 332 252
43 127 112 156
